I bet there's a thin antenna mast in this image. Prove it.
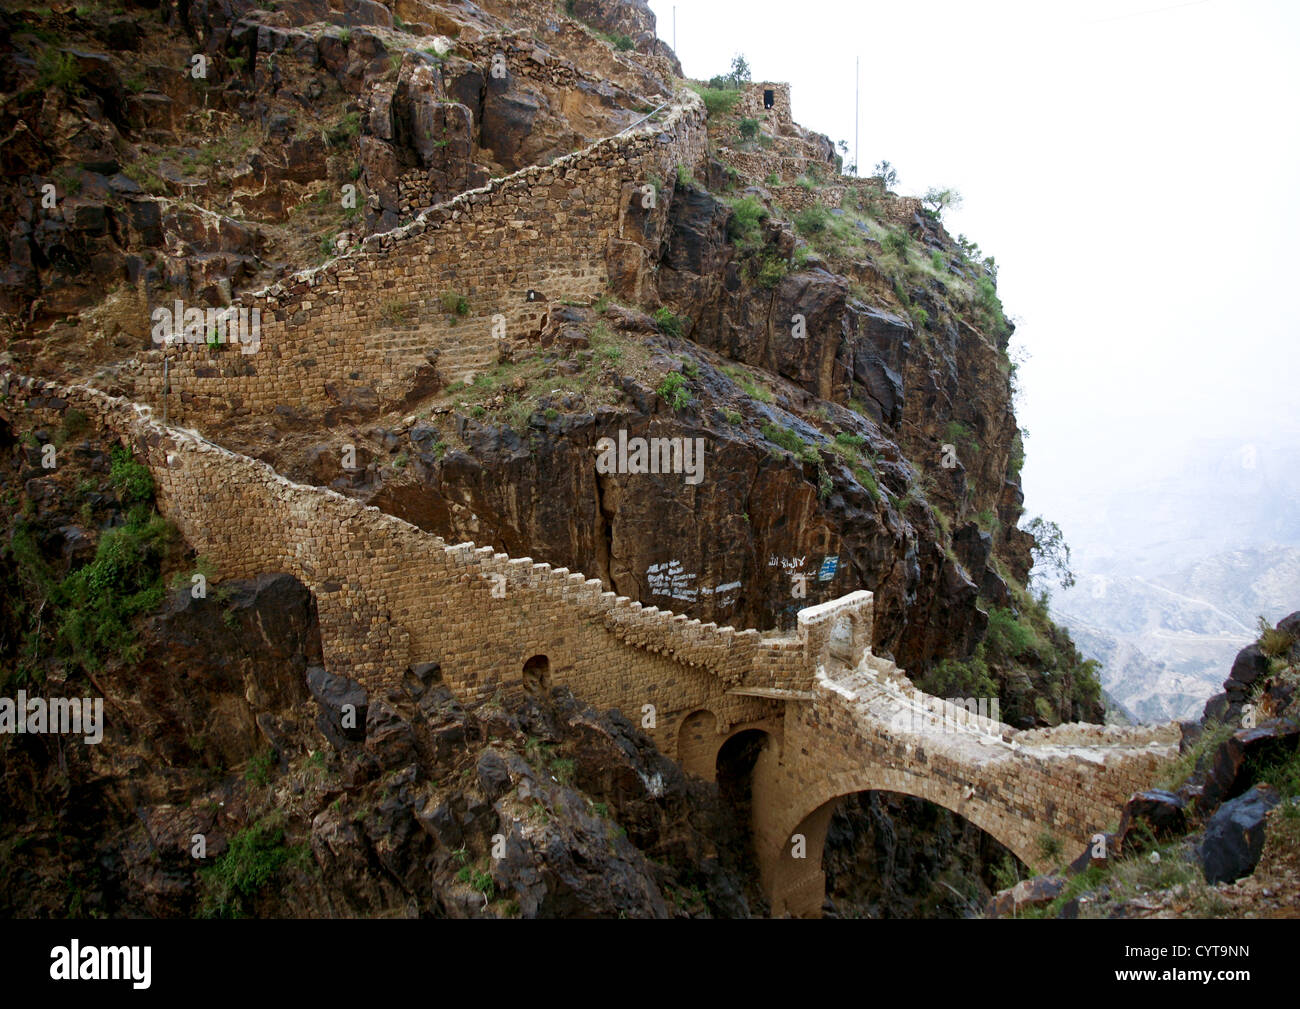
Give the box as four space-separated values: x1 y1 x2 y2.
854 55 860 176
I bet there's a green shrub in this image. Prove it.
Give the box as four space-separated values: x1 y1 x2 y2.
853 465 881 502
984 607 1036 661
551 756 576 785
110 446 154 504
738 117 760 140
199 820 303 918
689 84 742 118
919 654 998 700
931 250 946 271
676 163 693 186
795 175 816 192
57 509 174 669
1008 433 1025 478
653 306 684 337
464 868 495 898
944 420 979 454
36 50 82 93
794 204 831 236
440 291 471 317
882 230 909 258
764 172 780 186
656 372 692 411
246 747 276 786
975 276 1008 334
328 110 360 147
753 251 789 289
1257 616 1295 659
1157 719 1235 790
1035 831 1063 863
760 422 817 463
726 196 768 250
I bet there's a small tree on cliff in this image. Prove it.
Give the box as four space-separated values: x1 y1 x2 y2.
873 160 898 189
1024 516 1076 591
728 53 751 86
922 186 962 220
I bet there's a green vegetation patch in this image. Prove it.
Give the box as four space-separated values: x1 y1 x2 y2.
199 818 310 918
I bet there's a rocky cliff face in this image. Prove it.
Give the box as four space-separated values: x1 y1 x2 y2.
1 0 1107 917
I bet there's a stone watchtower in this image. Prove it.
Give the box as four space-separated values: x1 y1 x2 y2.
735 81 792 134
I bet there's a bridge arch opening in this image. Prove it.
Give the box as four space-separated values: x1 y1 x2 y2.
522 654 551 695
771 787 1034 918
819 790 1026 918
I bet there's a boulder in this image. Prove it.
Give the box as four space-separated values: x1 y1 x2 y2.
307 665 368 748
480 88 541 171
1201 719 1299 809
364 699 419 767
1225 644 1269 701
1202 691 1231 725
1117 790 1186 851
985 875 1066 917
476 749 513 800
1199 784 1281 884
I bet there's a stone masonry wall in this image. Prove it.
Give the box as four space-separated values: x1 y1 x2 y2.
735 82 793 131
3 373 820 755
129 91 709 425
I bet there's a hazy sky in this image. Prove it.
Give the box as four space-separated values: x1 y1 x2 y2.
647 0 1300 567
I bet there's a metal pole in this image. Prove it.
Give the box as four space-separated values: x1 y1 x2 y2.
617 101 670 135
854 56 859 177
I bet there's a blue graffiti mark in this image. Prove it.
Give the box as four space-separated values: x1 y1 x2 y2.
818 555 838 581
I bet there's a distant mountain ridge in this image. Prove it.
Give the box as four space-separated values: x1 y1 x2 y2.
1053 545 1300 722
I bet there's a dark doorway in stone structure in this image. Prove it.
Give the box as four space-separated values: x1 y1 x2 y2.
763 89 775 109
522 654 551 695
716 730 768 825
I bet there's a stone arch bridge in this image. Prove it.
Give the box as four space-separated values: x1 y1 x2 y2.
4 374 1179 916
